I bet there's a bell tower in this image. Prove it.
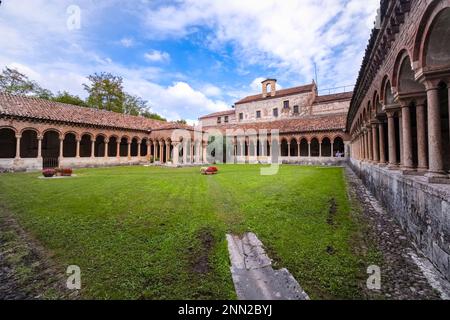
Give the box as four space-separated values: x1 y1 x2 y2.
262 79 277 98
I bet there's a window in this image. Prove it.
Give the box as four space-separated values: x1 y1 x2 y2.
283 101 290 109
256 111 261 119
273 108 279 117
239 113 244 121
217 117 221 124
224 116 229 123
293 105 299 114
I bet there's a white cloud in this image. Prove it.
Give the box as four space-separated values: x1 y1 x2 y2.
201 84 222 97
144 50 171 63
143 0 379 87
119 37 135 48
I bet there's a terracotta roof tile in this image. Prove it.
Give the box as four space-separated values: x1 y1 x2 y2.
199 110 235 120
0 93 169 131
202 113 347 134
235 83 315 105
314 92 353 104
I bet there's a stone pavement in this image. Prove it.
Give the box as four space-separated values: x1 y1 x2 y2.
226 233 310 300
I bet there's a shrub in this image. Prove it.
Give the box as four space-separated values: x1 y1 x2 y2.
206 166 218 173
42 169 56 178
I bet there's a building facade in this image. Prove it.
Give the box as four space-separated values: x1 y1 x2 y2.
347 0 450 281
199 79 352 164
0 93 206 172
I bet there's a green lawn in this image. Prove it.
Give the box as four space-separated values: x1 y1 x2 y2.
0 165 378 300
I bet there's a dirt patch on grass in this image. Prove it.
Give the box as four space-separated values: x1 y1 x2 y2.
0 204 77 300
189 229 215 274
327 198 338 226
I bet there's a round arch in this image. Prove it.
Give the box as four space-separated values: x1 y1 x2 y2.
20 130 38 158
0 128 16 158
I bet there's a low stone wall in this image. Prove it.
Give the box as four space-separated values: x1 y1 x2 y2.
349 159 450 281
0 157 149 172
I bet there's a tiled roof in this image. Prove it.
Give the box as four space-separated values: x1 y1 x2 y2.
199 110 235 120
235 83 315 105
0 93 190 131
314 92 353 104
202 113 347 134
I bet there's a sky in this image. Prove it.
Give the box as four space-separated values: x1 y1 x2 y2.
0 0 379 124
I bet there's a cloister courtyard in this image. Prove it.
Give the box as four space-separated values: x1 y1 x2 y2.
0 164 383 300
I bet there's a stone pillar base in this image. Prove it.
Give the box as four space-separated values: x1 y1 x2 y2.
387 164 399 170
426 173 450 184
401 169 423 176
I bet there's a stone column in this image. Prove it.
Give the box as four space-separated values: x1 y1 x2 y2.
401 103 414 170
137 142 142 158
147 142 151 161
372 124 379 163
76 138 80 158
387 112 397 168
425 84 446 178
331 143 334 158
287 143 291 159
160 143 164 163
202 142 208 164
415 102 428 172
37 137 42 158
104 140 109 159
183 142 188 164
91 139 95 158
378 122 386 164
172 142 179 164
59 138 64 159
308 142 311 157
116 140 120 158
319 142 322 157
364 130 368 160
398 113 403 165
15 135 21 159
127 142 131 160
367 127 373 161
297 143 301 158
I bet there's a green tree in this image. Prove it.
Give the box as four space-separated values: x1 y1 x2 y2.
141 110 167 122
52 91 87 107
176 119 187 125
123 94 146 116
83 73 125 113
0 67 51 97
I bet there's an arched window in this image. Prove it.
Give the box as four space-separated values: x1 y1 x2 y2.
131 138 139 157
300 139 309 157
20 130 38 158
333 137 345 157
95 135 106 157
0 128 16 158
141 139 148 157
281 139 289 157
290 139 298 157
310 138 320 157
63 133 77 158
80 134 92 157
120 138 128 157
108 137 118 157
322 138 332 157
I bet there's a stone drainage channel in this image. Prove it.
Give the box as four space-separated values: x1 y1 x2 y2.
226 233 310 300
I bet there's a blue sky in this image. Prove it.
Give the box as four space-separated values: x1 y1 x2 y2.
0 0 379 124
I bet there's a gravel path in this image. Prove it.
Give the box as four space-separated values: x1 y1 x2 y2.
345 167 449 300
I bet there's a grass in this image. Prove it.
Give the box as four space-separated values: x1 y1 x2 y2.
0 165 379 300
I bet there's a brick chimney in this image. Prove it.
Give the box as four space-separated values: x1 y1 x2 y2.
262 79 277 98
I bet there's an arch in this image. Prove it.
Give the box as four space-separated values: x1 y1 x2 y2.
108 136 118 157
130 138 139 157
438 81 450 171
141 138 148 157
20 130 38 158
333 137 345 157
120 137 128 157
310 138 320 157
300 138 309 157
94 135 106 157
290 138 298 157
394 51 426 94
414 2 450 68
63 133 77 158
0 128 16 158
280 139 289 157
384 80 395 105
80 134 92 157
321 137 332 157
20 127 39 136
42 130 60 159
